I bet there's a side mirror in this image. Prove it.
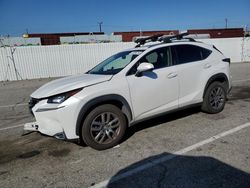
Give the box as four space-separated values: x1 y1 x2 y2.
135 62 154 77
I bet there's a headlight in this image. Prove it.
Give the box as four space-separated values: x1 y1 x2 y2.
47 89 82 104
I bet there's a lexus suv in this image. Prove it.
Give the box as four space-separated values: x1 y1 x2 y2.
25 34 232 150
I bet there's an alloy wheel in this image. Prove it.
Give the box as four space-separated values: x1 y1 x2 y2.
90 112 120 144
209 86 225 110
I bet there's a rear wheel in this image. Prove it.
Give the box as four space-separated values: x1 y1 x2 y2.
81 104 127 150
202 81 227 114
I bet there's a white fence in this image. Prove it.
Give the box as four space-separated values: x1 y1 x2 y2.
0 42 134 81
199 37 250 63
0 37 250 81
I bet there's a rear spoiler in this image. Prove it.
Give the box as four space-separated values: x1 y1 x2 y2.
213 45 223 53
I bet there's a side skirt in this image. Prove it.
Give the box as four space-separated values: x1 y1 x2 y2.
129 102 202 127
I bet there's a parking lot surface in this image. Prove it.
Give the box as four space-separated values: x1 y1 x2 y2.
0 62 250 188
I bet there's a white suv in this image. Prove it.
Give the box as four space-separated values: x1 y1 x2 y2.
25 34 232 150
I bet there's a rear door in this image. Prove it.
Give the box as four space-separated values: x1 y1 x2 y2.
172 44 212 107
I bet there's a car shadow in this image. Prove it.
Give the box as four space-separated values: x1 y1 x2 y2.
122 106 201 143
106 152 250 188
228 85 250 101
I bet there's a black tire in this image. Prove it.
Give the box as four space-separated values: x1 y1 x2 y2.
81 104 127 150
202 81 227 114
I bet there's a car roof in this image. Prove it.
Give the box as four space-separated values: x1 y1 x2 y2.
126 40 213 52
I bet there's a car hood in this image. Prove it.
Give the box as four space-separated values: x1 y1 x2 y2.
31 74 112 99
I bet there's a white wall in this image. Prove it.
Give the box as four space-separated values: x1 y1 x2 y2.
0 42 134 81
198 37 250 62
0 37 249 81
60 35 122 43
0 37 41 47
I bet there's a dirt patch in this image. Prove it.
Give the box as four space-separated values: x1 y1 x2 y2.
227 101 234 105
17 150 41 159
0 133 56 164
205 113 226 120
0 171 9 176
48 148 71 157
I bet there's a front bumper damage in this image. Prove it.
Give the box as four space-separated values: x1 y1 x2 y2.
24 96 81 140
24 122 38 131
23 122 67 139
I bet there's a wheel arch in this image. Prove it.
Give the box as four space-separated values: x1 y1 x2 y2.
203 73 229 98
76 94 132 136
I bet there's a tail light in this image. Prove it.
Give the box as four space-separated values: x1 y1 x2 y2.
222 58 231 64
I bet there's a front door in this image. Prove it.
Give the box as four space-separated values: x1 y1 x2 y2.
126 47 179 121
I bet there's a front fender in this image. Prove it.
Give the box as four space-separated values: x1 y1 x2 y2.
75 94 132 136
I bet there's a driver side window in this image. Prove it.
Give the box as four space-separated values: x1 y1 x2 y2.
145 52 158 64
127 47 172 75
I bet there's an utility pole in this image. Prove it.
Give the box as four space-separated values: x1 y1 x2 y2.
225 18 228 29
98 22 103 32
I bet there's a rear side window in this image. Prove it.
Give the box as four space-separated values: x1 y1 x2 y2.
173 44 211 64
201 47 212 59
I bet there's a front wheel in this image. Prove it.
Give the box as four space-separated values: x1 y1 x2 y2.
81 104 127 150
202 82 227 114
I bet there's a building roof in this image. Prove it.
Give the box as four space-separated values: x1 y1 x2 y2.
188 28 244 38
113 30 179 42
26 32 105 38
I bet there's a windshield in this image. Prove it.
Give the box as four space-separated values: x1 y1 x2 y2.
88 50 143 75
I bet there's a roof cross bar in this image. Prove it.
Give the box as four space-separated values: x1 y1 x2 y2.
158 32 190 43
135 34 163 47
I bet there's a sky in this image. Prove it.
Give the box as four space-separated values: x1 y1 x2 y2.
0 0 249 36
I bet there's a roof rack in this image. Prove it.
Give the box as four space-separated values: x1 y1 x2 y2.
135 34 163 47
158 32 188 42
135 32 197 47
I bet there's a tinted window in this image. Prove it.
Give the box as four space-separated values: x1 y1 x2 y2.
127 47 172 75
174 45 211 64
201 47 212 58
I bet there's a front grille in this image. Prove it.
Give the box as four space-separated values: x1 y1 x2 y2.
28 98 39 115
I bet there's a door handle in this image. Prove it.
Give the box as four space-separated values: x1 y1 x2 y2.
167 72 178 78
204 64 211 69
